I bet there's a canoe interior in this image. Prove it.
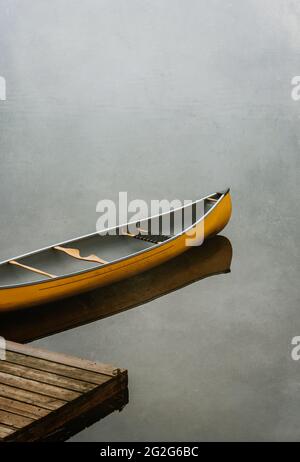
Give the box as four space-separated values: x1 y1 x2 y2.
0 194 219 288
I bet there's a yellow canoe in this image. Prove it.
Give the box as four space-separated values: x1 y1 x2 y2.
0 189 232 311
1 235 232 341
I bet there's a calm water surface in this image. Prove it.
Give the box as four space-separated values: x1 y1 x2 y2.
0 0 300 441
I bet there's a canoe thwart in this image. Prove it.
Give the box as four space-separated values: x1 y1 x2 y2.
121 231 136 238
54 246 108 265
8 261 56 279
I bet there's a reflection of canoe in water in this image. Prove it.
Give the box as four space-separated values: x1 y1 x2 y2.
0 235 232 342
0 189 232 311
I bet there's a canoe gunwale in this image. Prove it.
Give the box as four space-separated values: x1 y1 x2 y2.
0 190 229 290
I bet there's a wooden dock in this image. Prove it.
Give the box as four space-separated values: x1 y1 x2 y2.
0 341 128 442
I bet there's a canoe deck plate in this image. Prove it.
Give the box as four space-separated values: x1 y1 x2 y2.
133 234 171 244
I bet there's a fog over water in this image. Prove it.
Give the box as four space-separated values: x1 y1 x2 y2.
0 0 300 441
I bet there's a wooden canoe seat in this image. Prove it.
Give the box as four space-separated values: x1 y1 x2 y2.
137 227 148 234
54 246 108 265
9 261 56 279
207 197 218 202
121 231 136 238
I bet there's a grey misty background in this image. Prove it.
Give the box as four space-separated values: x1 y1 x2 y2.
0 0 300 441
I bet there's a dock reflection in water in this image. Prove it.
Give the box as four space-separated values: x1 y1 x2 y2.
0 235 232 343
45 389 129 442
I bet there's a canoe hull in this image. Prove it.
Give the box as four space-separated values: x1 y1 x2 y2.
0 192 232 311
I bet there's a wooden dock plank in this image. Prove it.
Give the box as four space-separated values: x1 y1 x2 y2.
0 424 15 438
0 409 34 429
0 361 96 393
0 396 50 419
7 342 120 377
0 371 80 401
0 383 66 410
0 342 128 442
6 352 112 385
